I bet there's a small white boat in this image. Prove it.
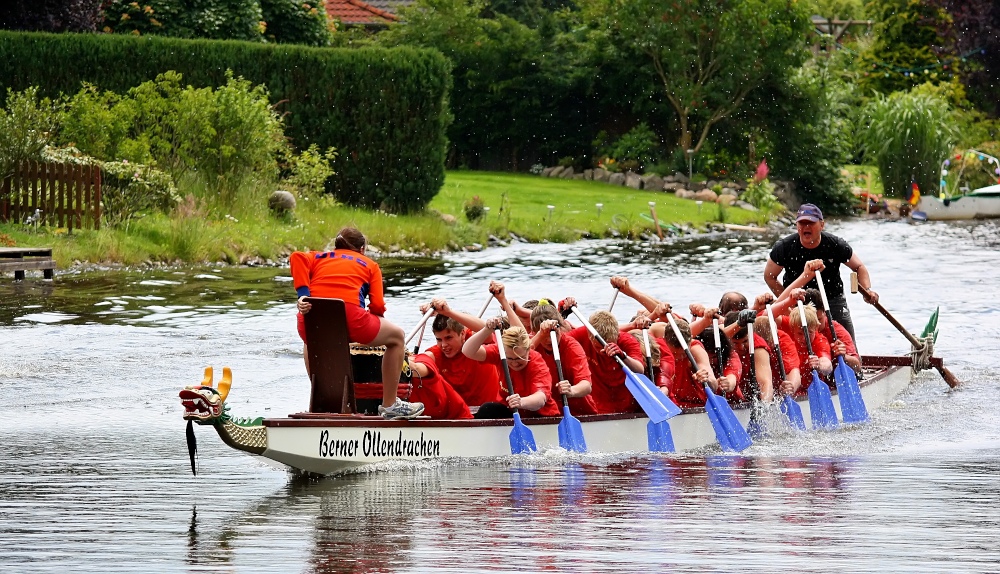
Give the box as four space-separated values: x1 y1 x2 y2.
180 355 919 476
915 184 1000 220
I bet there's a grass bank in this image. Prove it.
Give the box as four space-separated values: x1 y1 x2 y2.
1 171 763 266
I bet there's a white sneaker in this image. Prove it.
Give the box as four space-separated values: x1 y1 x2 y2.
378 398 425 420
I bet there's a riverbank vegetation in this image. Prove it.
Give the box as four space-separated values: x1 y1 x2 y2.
0 171 758 265
1 0 998 264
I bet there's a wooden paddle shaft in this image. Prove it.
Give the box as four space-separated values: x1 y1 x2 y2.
856 284 922 348
856 284 961 388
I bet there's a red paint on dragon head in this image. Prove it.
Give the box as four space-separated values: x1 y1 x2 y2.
179 366 232 422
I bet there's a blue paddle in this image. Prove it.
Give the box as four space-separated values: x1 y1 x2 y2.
570 307 681 424
666 315 752 452
766 304 806 431
796 301 839 430
495 329 537 454
550 330 587 452
815 278 869 423
642 328 675 452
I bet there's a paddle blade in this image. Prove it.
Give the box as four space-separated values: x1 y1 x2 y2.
622 367 682 422
622 370 669 424
509 412 537 454
704 387 753 452
557 406 587 453
833 356 869 424
806 372 839 430
780 395 806 431
185 419 197 476
647 419 675 453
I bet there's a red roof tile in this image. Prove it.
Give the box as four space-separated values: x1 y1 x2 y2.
326 0 399 25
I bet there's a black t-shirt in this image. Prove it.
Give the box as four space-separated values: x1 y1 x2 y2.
769 231 853 297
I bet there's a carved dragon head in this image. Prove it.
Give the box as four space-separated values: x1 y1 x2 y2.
180 366 232 423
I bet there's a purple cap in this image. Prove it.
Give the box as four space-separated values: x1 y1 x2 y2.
796 203 824 223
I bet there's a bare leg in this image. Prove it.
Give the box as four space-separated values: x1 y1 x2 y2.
367 317 405 407
302 343 310 377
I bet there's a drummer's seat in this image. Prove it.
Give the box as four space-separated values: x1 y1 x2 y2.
302 297 411 415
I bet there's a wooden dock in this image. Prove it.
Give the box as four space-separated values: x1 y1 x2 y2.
0 247 55 280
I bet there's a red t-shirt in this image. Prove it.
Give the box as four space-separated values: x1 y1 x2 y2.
409 354 473 419
290 250 386 315
536 335 600 415
655 338 675 390
735 333 771 401
763 329 800 384
483 345 560 417
567 326 645 414
828 320 859 360
669 339 708 408
425 329 501 407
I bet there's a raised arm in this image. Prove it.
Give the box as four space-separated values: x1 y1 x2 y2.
462 321 498 362
420 297 486 332
489 281 524 331
777 258 824 301
764 257 785 298
610 276 665 315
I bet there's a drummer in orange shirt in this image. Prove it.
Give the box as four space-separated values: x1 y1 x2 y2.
291 227 424 420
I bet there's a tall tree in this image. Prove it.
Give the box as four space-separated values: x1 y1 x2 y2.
583 0 809 154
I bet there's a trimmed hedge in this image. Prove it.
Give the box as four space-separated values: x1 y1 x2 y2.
0 31 450 212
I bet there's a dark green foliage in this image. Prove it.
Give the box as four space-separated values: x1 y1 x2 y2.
0 0 102 32
260 0 333 46
858 0 956 95
102 0 264 40
757 63 857 213
0 30 450 213
380 0 594 170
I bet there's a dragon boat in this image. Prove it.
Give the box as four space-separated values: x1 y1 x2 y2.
180 299 952 476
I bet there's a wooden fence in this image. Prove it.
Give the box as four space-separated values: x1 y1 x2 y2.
1 161 102 231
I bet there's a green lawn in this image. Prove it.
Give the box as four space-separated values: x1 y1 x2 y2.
432 171 759 241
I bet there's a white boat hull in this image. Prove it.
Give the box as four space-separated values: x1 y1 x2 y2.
222 358 915 475
917 191 1000 220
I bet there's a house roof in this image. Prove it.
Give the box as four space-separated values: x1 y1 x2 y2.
325 0 400 25
365 0 414 14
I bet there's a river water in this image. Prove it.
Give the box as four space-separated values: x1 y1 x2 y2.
2 218 999 572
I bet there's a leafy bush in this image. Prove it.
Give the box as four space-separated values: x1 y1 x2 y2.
101 0 265 41
0 31 449 213
100 159 180 226
58 83 137 162
606 123 659 172
42 145 179 226
859 89 957 198
0 0 103 32
284 143 337 201
0 87 57 180
463 195 485 222
59 71 286 206
260 0 333 46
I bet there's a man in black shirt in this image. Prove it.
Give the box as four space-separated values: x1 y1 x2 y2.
763 203 878 343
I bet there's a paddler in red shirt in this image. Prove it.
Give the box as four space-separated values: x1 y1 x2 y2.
462 317 560 419
652 315 717 408
528 303 600 415
561 302 646 415
411 298 501 408
291 227 424 420
724 310 775 403
781 303 833 396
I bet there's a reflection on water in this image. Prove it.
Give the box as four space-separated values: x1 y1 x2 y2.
3 218 1000 572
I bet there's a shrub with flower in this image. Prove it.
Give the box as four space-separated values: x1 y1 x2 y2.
742 159 781 221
